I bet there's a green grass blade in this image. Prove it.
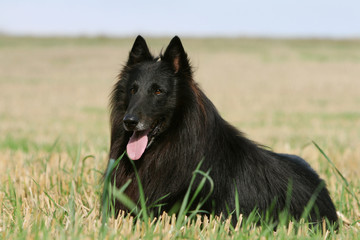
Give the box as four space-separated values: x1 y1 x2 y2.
300 180 325 221
175 161 203 229
128 156 149 223
234 185 240 222
312 141 349 185
101 151 126 226
187 169 214 220
313 141 360 207
111 180 137 213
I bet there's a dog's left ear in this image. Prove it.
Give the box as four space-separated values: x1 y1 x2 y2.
163 36 190 74
127 35 153 66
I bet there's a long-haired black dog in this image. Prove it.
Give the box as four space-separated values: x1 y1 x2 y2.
106 36 338 226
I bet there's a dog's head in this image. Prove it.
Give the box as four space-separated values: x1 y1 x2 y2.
111 36 192 160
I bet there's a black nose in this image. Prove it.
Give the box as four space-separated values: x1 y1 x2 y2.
123 114 139 130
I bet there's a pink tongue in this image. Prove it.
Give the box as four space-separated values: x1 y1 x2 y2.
127 130 150 160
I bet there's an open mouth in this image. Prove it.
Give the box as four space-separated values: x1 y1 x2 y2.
147 119 163 148
126 119 163 160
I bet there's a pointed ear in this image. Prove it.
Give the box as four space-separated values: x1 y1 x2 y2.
163 36 190 74
127 35 153 66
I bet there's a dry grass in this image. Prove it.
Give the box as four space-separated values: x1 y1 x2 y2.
0 36 359 238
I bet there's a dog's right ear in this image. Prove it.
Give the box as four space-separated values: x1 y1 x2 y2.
163 36 190 74
127 35 153 66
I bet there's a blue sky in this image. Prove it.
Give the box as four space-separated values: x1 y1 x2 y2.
1 0 359 38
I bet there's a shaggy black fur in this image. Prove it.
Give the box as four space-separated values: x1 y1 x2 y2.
106 36 338 226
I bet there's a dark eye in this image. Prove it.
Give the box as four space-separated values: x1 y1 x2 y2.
154 89 162 95
130 88 136 95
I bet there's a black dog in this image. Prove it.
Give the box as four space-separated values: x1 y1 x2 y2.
107 36 338 226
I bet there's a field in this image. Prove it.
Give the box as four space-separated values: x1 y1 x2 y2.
0 36 359 239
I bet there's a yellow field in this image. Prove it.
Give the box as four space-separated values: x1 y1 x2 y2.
0 36 359 238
